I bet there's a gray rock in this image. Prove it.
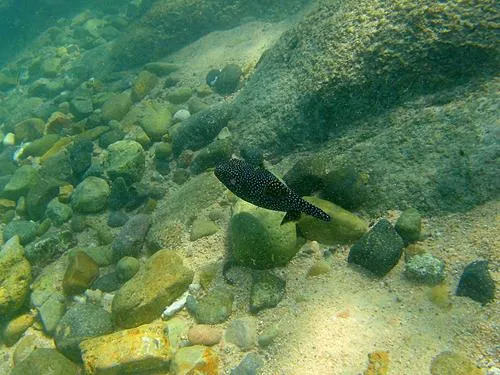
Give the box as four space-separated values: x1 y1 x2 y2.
348 219 404 276
108 210 128 227
112 214 151 260
10 348 79 375
3 220 38 245
45 198 72 226
39 150 73 183
225 317 257 351
104 140 145 184
250 271 286 314
70 96 93 120
395 208 422 244
71 176 110 213
190 219 219 241
187 286 234 324
231 352 264 375
54 303 113 362
37 293 66 335
404 253 445 285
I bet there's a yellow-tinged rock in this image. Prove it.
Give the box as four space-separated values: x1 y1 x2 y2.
0 198 16 214
40 137 72 163
170 345 219 375
364 351 389 375
80 321 172 374
58 184 74 203
3 313 35 346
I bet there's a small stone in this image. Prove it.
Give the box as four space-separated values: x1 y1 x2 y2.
456 260 495 305
395 208 422 244
404 253 445 285
71 176 110 213
188 286 234 324
101 92 132 121
188 324 223 346
171 345 219 375
104 140 146 184
70 96 93 119
63 251 100 295
250 271 286 314
111 214 151 260
155 142 173 160
116 256 140 281
3 220 38 245
225 317 257 351
45 198 72 226
131 70 158 102
168 87 193 104
2 313 35 346
199 262 218 290
37 293 66 334
173 109 191 123
307 260 331 277
190 219 219 241
2 165 41 200
231 352 264 375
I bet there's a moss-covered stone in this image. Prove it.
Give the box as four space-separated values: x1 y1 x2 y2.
187 286 233 324
229 200 298 269
71 176 110 213
404 253 445 285
170 345 219 375
13 118 44 142
139 102 172 141
250 271 285 313
190 219 219 241
3 220 38 245
395 208 422 244
2 165 40 200
190 138 232 175
297 196 368 245
101 92 132 122
131 70 159 103
112 250 193 328
104 140 145 184
168 87 194 104
19 134 60 159
430 351 484 375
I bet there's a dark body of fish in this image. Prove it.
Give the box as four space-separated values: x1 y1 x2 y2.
215 158 331 224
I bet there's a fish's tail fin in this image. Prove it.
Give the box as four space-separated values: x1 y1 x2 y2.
302 201 331 222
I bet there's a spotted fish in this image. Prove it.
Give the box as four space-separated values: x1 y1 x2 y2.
215 158 331 224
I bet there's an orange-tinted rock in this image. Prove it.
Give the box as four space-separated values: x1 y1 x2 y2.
170 345 219 375
187 325 222 346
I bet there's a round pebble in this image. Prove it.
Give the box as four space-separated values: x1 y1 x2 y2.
187 324 222 346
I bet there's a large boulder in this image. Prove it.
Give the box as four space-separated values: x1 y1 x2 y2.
112 250 193 328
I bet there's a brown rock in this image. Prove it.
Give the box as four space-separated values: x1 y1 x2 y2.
62 250 99 295
188 325 222 346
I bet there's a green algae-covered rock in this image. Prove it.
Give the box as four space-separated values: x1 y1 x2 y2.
19 134 60 158
131 70 159 103
187 286 234 325
112 249 193 328
250 271 286 313
3 219 38 245
45 198 72 226
230 200 298 269
0 236 32 317
2 165 40 200
13 118 44 142
116 256 140 281
63 251 99 295
101 92 132 122
26 178 60 221
139 102 172 141
104 140 145 184
54 303 113 362
71 176 110 213
10 348 79 375
348 218 404 277
297 196 368 245
395 208 422 244
144 62 180 76
190 138 232 175
167 86 193 104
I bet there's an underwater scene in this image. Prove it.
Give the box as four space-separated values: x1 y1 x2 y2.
0 0 498 374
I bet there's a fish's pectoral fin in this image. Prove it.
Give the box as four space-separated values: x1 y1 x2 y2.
281 210 301 225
